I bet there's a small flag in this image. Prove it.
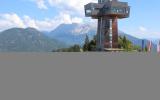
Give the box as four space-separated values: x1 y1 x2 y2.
148 40 152 52
142 39 144 52
157 40 160 53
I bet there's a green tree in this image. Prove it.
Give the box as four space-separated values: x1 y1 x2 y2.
118 36 123 48
121 36 133 51
83 35 96 52
122 36 127 49
56 44 81 52
88 39 96 51
118 36 140 52
83 35 90 51
145 45 148 52
69 44 81 52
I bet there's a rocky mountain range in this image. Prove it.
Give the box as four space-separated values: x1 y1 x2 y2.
48 23 96 46
0 23 158 52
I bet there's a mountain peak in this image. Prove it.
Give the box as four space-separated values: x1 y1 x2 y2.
60 23 79 26
4 27 24 31
24 27 40 35
0 27 66 52
3 27 38 33
25 27 37 31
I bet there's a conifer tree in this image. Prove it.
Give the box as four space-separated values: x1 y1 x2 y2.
83 35 90 51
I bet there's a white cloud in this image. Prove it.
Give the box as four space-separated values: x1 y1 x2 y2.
23 15 39 29
72 17 83 24
32 0 97 16
35 0 48 9
0 13 83 32
55 13 83 24
132 26 160 39
0 13 25 31
139 26 147 32
47 0 97 16
35 13 83 31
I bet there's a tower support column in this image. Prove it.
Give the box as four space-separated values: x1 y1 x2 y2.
112 17 118 48
96 18 105 51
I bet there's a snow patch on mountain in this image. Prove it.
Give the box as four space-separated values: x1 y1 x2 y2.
71 24 95 35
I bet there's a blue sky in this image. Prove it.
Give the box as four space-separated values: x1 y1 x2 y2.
0 0 160 39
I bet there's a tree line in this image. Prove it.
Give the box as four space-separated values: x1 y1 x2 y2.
54 35 144 52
